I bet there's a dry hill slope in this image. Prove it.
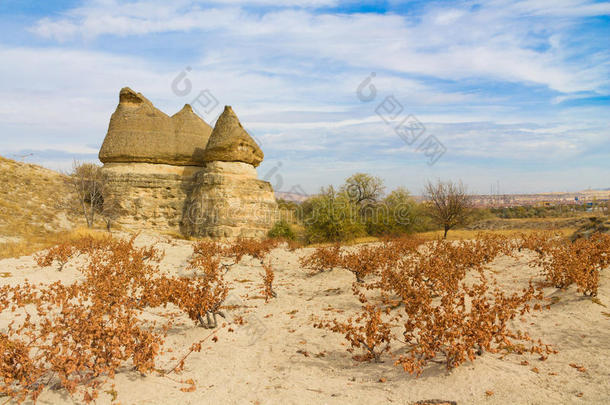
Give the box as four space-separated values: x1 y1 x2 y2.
0 156 82 257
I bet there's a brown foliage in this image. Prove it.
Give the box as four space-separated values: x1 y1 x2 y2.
528 233 610 296
261 261 277 302
221 238 279 266
316 235 555 374
34 243 75 271
299 243 342 275
2 235 229 402
315 304 393 362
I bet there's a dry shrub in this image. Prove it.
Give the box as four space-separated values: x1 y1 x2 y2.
394 277 549 374
261 261 277 302
340 245 388 283
381 235 426 257
316 236 554 375
195 238 282 302
188 240 223 274
144 272 228 329
1 235 229 402
517 231 559 254
34 243 75 270
299 243 342 275
315 304 393 362
530 233 610 296
221 238 279 266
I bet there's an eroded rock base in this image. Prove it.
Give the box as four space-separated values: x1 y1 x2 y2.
102 163 201 232
181 161 278 239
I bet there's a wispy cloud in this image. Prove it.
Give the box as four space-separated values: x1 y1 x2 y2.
30 0 610 93
0 0 607 193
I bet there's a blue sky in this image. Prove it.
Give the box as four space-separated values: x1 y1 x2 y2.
0 0 608 195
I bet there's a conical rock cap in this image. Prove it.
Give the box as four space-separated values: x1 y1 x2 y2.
170 104 213 163
204 106 263 167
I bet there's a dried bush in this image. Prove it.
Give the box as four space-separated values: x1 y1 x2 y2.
261 261 277 302
315 304 393 362
221 238 279 267
1 235 230 402
299 243 342 275
339 245 386 283
34 243 75 270
530 233 610 296
315 236 554 374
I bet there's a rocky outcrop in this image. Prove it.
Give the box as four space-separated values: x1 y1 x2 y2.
99 89 277 238
204 106 263 167
99 87 212 166
102 163 201 231
182 107 277 238
181 162 278 238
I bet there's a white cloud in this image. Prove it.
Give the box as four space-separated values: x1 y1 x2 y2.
2 1 609 193
507 0 610 17
29 1 610 94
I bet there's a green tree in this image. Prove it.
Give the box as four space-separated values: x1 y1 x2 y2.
365 187 420 235
303 186 365 243
268 220 296 240
341 173 385 206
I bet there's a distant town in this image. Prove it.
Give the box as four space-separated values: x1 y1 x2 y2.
276 188 610 208
467 189 610 208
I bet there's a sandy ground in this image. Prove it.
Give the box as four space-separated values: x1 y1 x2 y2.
1 233 609 405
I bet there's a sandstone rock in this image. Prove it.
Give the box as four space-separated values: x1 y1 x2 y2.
99 88 211 166
204 106 263 167
181 161 278 239
102 163 202 231
171 104 213 163
99 89 277 239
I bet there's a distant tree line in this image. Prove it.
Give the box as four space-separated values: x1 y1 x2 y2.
271 174 473 243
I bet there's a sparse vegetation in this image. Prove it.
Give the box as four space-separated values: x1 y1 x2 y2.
268 219 296 240
1 228 609 402
314 234 561 374
1 158 609 403
62 161 119 229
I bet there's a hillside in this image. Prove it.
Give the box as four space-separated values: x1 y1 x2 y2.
0 156 81 257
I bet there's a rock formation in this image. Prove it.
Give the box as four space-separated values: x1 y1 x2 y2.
98 88 278 237
181 106 277 238
99 88 211 165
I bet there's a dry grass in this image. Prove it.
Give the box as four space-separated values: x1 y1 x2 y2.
417 228 577 240
0 227 111 259
0 156 100 259
305 228 579 247
0 156 74 234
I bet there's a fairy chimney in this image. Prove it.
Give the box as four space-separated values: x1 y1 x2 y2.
181 106 278 238
99 87 212 165
98 89 277 237
98 88 212 231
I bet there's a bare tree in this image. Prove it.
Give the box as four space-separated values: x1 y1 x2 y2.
424 179 472 239
62 161 118 230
